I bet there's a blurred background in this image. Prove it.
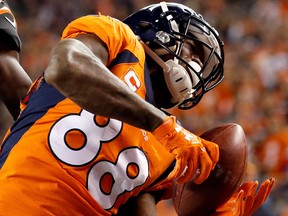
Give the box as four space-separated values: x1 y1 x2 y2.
1 0 288 215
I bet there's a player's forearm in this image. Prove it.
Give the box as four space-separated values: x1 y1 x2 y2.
0 50 32 119
45 39 166 132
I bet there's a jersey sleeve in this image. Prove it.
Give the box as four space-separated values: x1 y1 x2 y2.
0 0 21 51
61 15 137 66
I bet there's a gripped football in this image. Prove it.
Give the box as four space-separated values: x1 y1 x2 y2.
172 123 248 216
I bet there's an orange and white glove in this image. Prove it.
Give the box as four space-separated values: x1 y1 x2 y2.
213 178 275 216
152 115 219 184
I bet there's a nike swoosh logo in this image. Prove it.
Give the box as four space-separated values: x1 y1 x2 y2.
4 15 16 28
0 6 11 15
0 5 16 28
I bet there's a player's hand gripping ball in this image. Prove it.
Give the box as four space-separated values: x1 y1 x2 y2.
172 123 248 216
153 116 219 184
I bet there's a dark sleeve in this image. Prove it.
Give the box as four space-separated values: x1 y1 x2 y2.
0 0 21 52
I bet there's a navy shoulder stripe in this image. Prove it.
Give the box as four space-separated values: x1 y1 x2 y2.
108 49 139 69
0 79 66 168
108 50 155 105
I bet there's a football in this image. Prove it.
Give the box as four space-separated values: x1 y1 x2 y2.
172 123 248 216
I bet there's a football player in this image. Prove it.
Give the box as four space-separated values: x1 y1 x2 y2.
0 1 275 216
0 2 222 215
0 0 31 119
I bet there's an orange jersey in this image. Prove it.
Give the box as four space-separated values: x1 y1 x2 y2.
0 15 175 215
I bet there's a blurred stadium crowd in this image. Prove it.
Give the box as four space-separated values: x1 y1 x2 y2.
1 0 288 215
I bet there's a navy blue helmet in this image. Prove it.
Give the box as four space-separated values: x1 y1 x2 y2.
124 2 224 109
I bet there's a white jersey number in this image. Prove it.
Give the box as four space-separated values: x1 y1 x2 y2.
49 110 149 210
124 69 141 92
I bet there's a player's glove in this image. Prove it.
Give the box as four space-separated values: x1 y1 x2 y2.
152 115 219 184
213 178 275 216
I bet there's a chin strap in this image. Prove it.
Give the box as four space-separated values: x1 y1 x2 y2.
139 39 170 72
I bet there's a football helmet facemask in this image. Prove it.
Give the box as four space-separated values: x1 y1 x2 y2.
124 1 224 109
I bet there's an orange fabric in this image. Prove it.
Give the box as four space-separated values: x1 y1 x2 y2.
213 178 275 216
153 115 219 184
153 116 176 139
0 15 175 216
61 15 147 99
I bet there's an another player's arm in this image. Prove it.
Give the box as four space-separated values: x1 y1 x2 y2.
0 43 32 119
